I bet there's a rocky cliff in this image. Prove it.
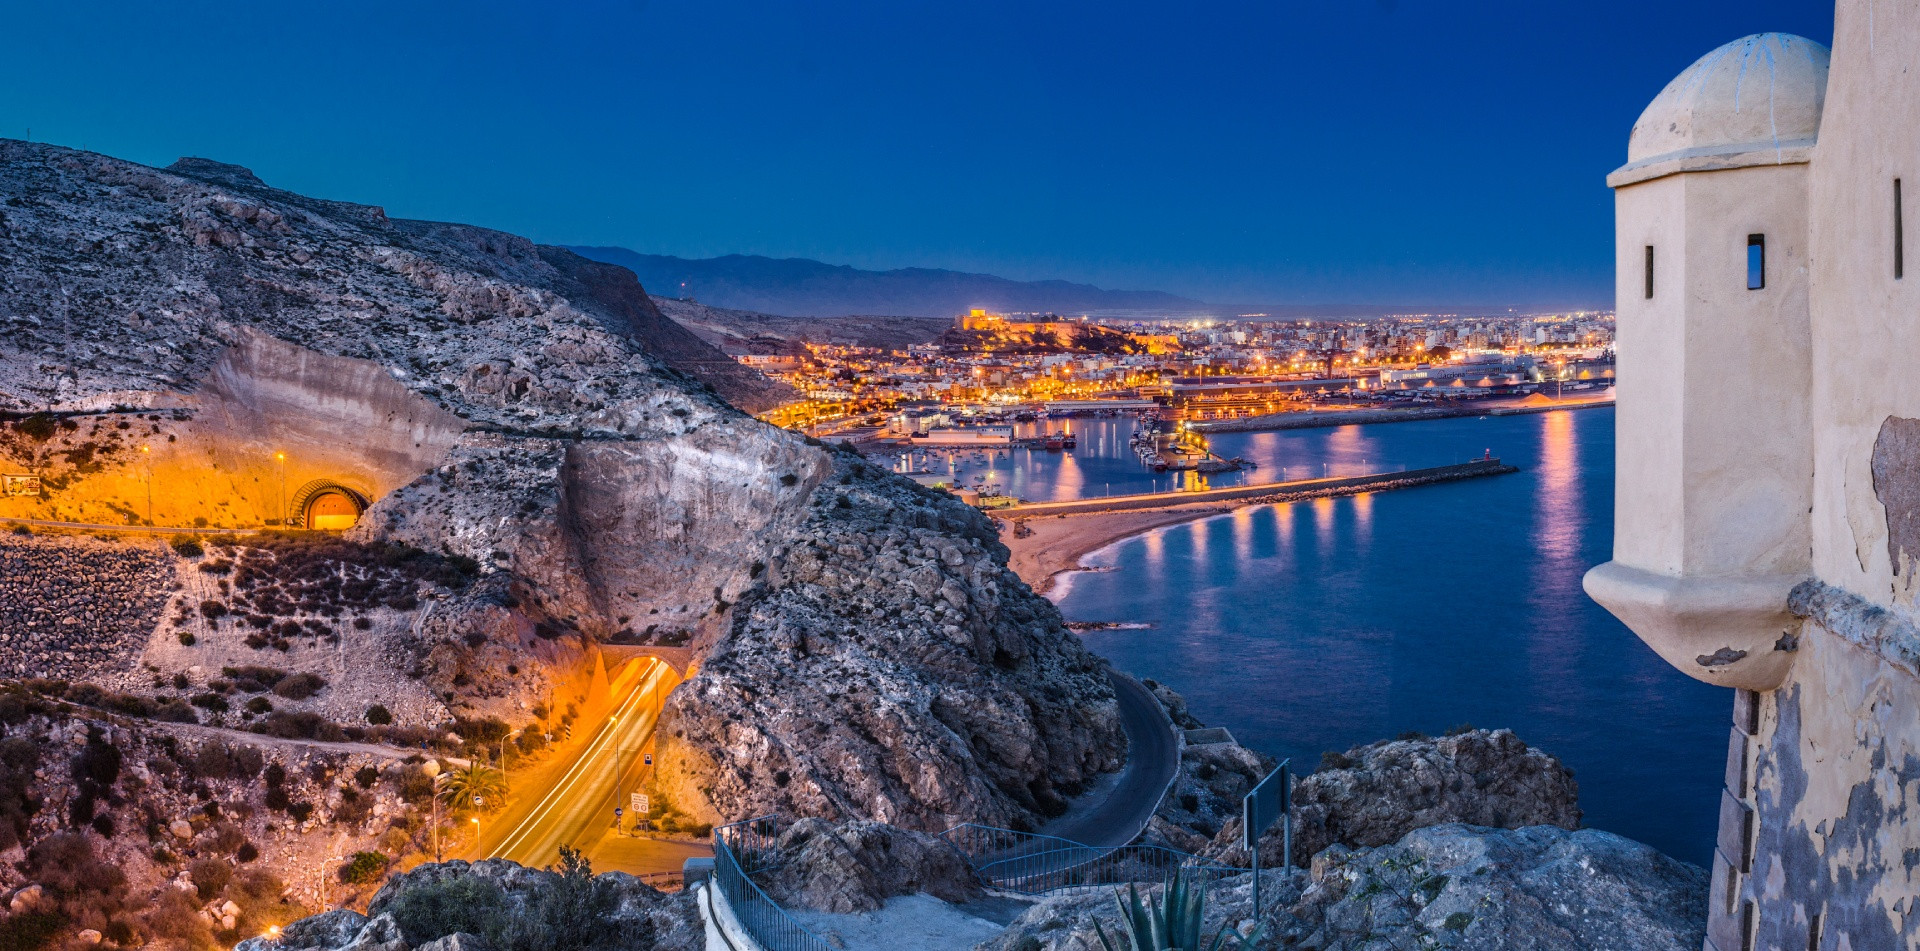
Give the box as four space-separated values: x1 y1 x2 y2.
0 140 1124 858
654 449 1124 831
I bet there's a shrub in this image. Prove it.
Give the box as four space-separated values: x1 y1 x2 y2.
235 842 259 863
198 600 228 620
169 536 205 558
188 857 232 900
354 766 381 790
244 697 273 715
189 693 229 713
384 875 509 947
272 673 327 700
366 704 393 725
1319 751 1356 771
0 913 63 951
339 851 386 885
15 414 57 441
175 631 196 647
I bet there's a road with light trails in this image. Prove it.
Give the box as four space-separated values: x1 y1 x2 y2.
474 658 677 869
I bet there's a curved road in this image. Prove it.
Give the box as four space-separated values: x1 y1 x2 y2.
1037 669 1178 849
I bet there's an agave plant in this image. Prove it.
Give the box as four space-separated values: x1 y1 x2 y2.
1093 868 1266 951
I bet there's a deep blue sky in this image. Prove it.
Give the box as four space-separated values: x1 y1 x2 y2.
3 1 1831 308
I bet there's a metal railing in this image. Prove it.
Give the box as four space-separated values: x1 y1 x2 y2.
943 823 1242 896
712 817 832 951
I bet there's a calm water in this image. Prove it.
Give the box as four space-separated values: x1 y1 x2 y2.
884 416 1475 501
1047 407 1726 865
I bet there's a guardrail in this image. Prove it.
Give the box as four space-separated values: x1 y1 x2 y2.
942 824 1242 896
712 817 832 951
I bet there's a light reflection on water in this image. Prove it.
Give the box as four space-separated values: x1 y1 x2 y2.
885 417 1476 503
1050 408 1727 865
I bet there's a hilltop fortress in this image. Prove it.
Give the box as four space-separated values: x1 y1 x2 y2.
1588 6 1920 948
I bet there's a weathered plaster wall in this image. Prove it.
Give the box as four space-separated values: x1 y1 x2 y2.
1710 582 1920 950
1808 1 1920 599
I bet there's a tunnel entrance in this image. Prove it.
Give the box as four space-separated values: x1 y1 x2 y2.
288 480 370 531
305 490 361 530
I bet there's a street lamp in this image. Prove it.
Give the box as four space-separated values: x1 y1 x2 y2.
273 452 287 528
138 445 152 524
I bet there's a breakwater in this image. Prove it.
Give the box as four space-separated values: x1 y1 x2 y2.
1189 395 1614 434
1004 458 1516 517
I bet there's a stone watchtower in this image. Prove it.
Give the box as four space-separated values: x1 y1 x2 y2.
1589 10 1920 950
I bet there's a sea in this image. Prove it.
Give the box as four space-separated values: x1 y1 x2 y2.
899 407 1725 866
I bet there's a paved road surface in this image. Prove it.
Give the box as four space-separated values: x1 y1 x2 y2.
475 660 674 868
1037 669 1178 849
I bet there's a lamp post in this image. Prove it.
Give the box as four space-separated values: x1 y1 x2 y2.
273 452 287 528
138 444 152 525
431 772 446 862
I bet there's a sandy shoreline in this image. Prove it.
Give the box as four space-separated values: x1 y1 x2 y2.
997 503 1229 595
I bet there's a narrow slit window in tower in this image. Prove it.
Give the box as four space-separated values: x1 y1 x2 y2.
1747 235 1766 290
1644 246 1655 299
1896 179 1905 280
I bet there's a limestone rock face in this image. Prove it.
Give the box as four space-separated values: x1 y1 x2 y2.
984 825 1706 951
1201 729 1582 867
1289 825 1707 950
759 818 983 913
653 452 1126 832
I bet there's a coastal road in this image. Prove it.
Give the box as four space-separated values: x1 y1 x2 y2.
1038 669 1179 849
475 659 677 868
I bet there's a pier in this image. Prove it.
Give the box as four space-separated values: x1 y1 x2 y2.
1000 458 1517 517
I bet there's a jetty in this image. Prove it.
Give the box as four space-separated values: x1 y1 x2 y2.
1002 457 1515 517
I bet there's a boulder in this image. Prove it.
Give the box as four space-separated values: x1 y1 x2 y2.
758 818 983 914
169 819 195 840
1201 728 1581 866
340 915 408 951
8 884 44 914
415 934 492 951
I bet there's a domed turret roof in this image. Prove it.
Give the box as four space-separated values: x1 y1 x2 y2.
1615 33 1829 183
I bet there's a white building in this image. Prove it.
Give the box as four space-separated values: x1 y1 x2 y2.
1586 14 1919 949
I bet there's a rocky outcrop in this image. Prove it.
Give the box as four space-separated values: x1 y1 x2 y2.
236 858 700 951
759 818 982 913
1286 824 1707 950
654 451 1126 832
1200 729 1582 867
983 825 1707 951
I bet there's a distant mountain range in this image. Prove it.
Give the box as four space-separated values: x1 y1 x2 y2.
566 248 1212 318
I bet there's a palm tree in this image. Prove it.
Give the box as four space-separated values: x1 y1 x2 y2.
437 763 507 814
